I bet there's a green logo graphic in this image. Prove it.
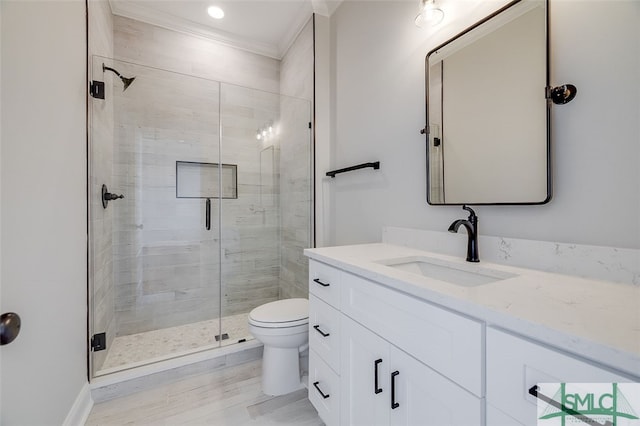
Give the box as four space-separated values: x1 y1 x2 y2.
537 383 640 426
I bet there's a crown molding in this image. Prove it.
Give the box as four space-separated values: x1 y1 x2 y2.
312 0 343 17
278 4 314 58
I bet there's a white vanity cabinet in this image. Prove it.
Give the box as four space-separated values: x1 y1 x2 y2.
308 261 342 425
486 327 637 425
340 315 390 426
306 244 640 426
308 260 483 426
341 315 482 426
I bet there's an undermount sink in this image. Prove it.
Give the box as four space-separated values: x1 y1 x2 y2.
377 256 517 287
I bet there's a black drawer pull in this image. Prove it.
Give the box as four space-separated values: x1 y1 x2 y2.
313 381 330 399
313 325 330 337
391 371 399 409
374 359 383 394
313 278 330 287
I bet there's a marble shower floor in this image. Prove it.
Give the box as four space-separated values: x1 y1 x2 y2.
99 313 253 373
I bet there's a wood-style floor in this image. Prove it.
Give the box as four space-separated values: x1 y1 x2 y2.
86 359 324 425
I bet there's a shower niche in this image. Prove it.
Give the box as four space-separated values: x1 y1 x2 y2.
176 161 238 232
176 161 238 200
88 57 312 377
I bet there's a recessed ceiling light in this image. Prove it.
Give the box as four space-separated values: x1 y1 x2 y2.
207 5 224 19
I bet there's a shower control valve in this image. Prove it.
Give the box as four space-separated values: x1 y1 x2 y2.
102 184 124 209
104 192 124 201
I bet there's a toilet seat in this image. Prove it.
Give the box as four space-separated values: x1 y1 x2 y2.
249 298 309 328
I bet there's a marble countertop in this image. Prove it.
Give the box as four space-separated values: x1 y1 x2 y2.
304 243 640 378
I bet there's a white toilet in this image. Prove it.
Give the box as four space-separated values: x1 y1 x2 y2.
248 298 309 396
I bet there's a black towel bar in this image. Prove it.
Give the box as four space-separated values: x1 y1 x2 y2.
326 161 380 178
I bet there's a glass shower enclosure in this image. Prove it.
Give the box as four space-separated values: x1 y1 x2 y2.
89 57 312 377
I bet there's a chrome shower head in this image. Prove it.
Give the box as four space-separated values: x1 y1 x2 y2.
102 63 136 92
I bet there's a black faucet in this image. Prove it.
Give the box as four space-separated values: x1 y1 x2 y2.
448 205 479 263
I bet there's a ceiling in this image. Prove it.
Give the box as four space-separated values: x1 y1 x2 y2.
110 0 341 59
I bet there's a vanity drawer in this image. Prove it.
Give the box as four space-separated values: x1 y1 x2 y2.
340 271 483 396
486 327 635 425
486 403 525 426
309 349 340 426
309 260 341 308
309 294 341 373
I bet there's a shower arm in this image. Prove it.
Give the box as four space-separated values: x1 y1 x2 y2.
102 64 122 78
101 63 136 91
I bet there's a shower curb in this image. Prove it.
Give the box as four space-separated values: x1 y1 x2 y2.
90 340 263 403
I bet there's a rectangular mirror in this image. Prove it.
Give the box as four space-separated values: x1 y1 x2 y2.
425 0 550 205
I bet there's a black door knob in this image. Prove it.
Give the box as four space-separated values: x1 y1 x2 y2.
1 312 21 345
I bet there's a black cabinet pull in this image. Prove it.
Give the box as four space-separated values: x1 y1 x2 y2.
374 359 383 394
391 371 400 409
313 381 330 399
313 278 330 287
313 325 330 337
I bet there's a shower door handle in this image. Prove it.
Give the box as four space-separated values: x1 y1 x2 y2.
205 198 211 231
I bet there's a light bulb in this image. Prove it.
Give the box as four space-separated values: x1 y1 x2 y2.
207 6 224 19
415 0 444 27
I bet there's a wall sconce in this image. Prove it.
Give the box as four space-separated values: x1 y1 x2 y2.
256 121 275 141
415 0 444 27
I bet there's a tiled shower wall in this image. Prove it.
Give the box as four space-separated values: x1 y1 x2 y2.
278 19 314 299
109 66 289 336
218 85 283 319
89 9 313 360
106 17 311 336
113 16 280 94
111 64 226 335
88 0 116 371
111 16 281 336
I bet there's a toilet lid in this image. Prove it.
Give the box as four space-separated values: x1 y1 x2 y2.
249 298 309 327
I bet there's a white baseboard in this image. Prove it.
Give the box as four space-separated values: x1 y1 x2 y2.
63 382 93 426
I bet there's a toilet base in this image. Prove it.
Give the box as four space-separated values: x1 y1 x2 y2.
261 346 304 396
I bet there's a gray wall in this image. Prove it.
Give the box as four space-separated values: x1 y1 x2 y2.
1 1 87 423
325 0 639 250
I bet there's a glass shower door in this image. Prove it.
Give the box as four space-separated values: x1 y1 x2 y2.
89 57 223 376
218 84 312 338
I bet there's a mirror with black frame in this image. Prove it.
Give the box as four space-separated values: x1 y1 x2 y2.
425 0 550 205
